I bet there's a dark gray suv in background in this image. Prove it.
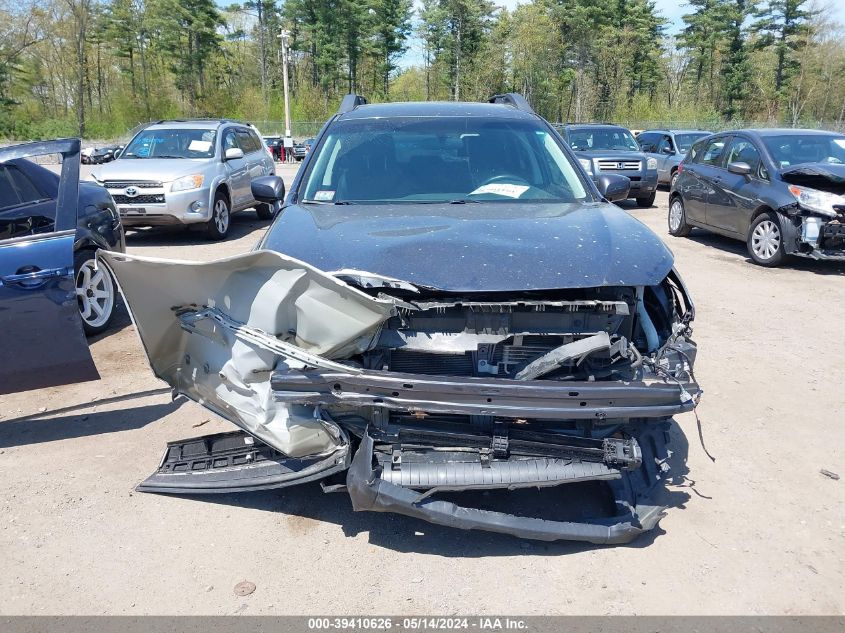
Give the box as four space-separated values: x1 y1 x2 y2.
560 123 659 207
669 128 845 266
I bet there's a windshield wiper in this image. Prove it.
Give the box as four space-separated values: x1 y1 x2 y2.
154 155 186 159
449 199 481 204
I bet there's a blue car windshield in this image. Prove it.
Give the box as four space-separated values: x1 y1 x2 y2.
568 128 640 152
301 117 588 204
122 129 217 159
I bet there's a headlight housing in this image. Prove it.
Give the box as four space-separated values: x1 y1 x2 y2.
787 184 844 218
646 157 658 170
578 158 593 174
171 174 205 192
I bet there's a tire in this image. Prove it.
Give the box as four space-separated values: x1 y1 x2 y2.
205 190 231 240
636 191 657 208
668 196 692 237
747 212 787 267
256 203 275 220
670 170 679 191
74 250 116 336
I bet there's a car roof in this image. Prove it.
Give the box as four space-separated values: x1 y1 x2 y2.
337 101 538 121
143 119 249 131
641 129 711 135
732 128 845 138
565 123 628 130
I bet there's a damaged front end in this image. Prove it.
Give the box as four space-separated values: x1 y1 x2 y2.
101 250 700 545
780 165 845 260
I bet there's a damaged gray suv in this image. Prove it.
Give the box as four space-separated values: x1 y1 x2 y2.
101 94 702 545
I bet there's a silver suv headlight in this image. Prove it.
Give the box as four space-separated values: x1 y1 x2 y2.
646 157 658 170
578 158 593 174
171 174 205 192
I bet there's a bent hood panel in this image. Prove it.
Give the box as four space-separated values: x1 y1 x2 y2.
262 202 674 291
99 250 394 456
780 163 845 195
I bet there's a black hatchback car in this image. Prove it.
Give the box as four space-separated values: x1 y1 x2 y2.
669 129 845 266
102 94 703 545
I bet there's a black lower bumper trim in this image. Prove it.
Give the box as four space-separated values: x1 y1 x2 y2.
137 430 350 494
346 434 665 545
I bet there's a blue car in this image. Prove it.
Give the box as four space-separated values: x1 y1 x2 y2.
0 139 100 395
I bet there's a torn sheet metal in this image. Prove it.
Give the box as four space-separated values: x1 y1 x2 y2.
98 250 394 457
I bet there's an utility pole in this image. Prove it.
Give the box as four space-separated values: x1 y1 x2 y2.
279 28 293 161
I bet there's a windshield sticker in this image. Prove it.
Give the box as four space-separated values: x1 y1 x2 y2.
314 190 335 201
188 140 212 152
470 183 530 198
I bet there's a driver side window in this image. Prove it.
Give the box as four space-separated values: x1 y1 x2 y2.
223 130 239 152
725 139 762 177
658 136 674 154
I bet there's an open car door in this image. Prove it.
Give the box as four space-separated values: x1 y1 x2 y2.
0 139 99 395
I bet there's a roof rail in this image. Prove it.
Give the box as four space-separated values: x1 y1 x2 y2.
338 94 368 114
488 93 534 113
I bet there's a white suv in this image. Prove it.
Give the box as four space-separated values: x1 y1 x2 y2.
91 119 276 239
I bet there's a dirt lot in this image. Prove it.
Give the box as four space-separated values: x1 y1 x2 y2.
1 164 843 615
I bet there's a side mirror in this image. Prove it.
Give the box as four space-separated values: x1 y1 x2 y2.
727 161 752 176
224 147 245 161
251 175 285 203
596 174 630 202
662 146 675 155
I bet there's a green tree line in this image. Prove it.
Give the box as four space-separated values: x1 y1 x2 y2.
0 0 842 140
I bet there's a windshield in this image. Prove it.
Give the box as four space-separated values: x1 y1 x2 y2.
675 133 710 154
121 128 217 159
761 134 845 168
301 117 588 204
568 128 640 152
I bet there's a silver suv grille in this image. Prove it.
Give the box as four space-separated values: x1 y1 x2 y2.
104 180 163 188
597 160 641 171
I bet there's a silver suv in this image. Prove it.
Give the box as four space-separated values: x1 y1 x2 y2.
91 119 276 239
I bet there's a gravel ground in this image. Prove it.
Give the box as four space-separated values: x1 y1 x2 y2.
1 165 843 615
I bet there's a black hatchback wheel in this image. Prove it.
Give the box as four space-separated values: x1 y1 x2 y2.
747 212 787 267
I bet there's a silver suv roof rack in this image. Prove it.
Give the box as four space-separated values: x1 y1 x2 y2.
488 93 534 114
338 94 368 114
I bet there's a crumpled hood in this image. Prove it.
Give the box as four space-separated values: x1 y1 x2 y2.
91 158 208 183
780 162 845 195
261 201 674 291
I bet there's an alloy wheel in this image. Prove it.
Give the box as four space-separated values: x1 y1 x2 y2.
214 199 230 234
76 258 115 328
